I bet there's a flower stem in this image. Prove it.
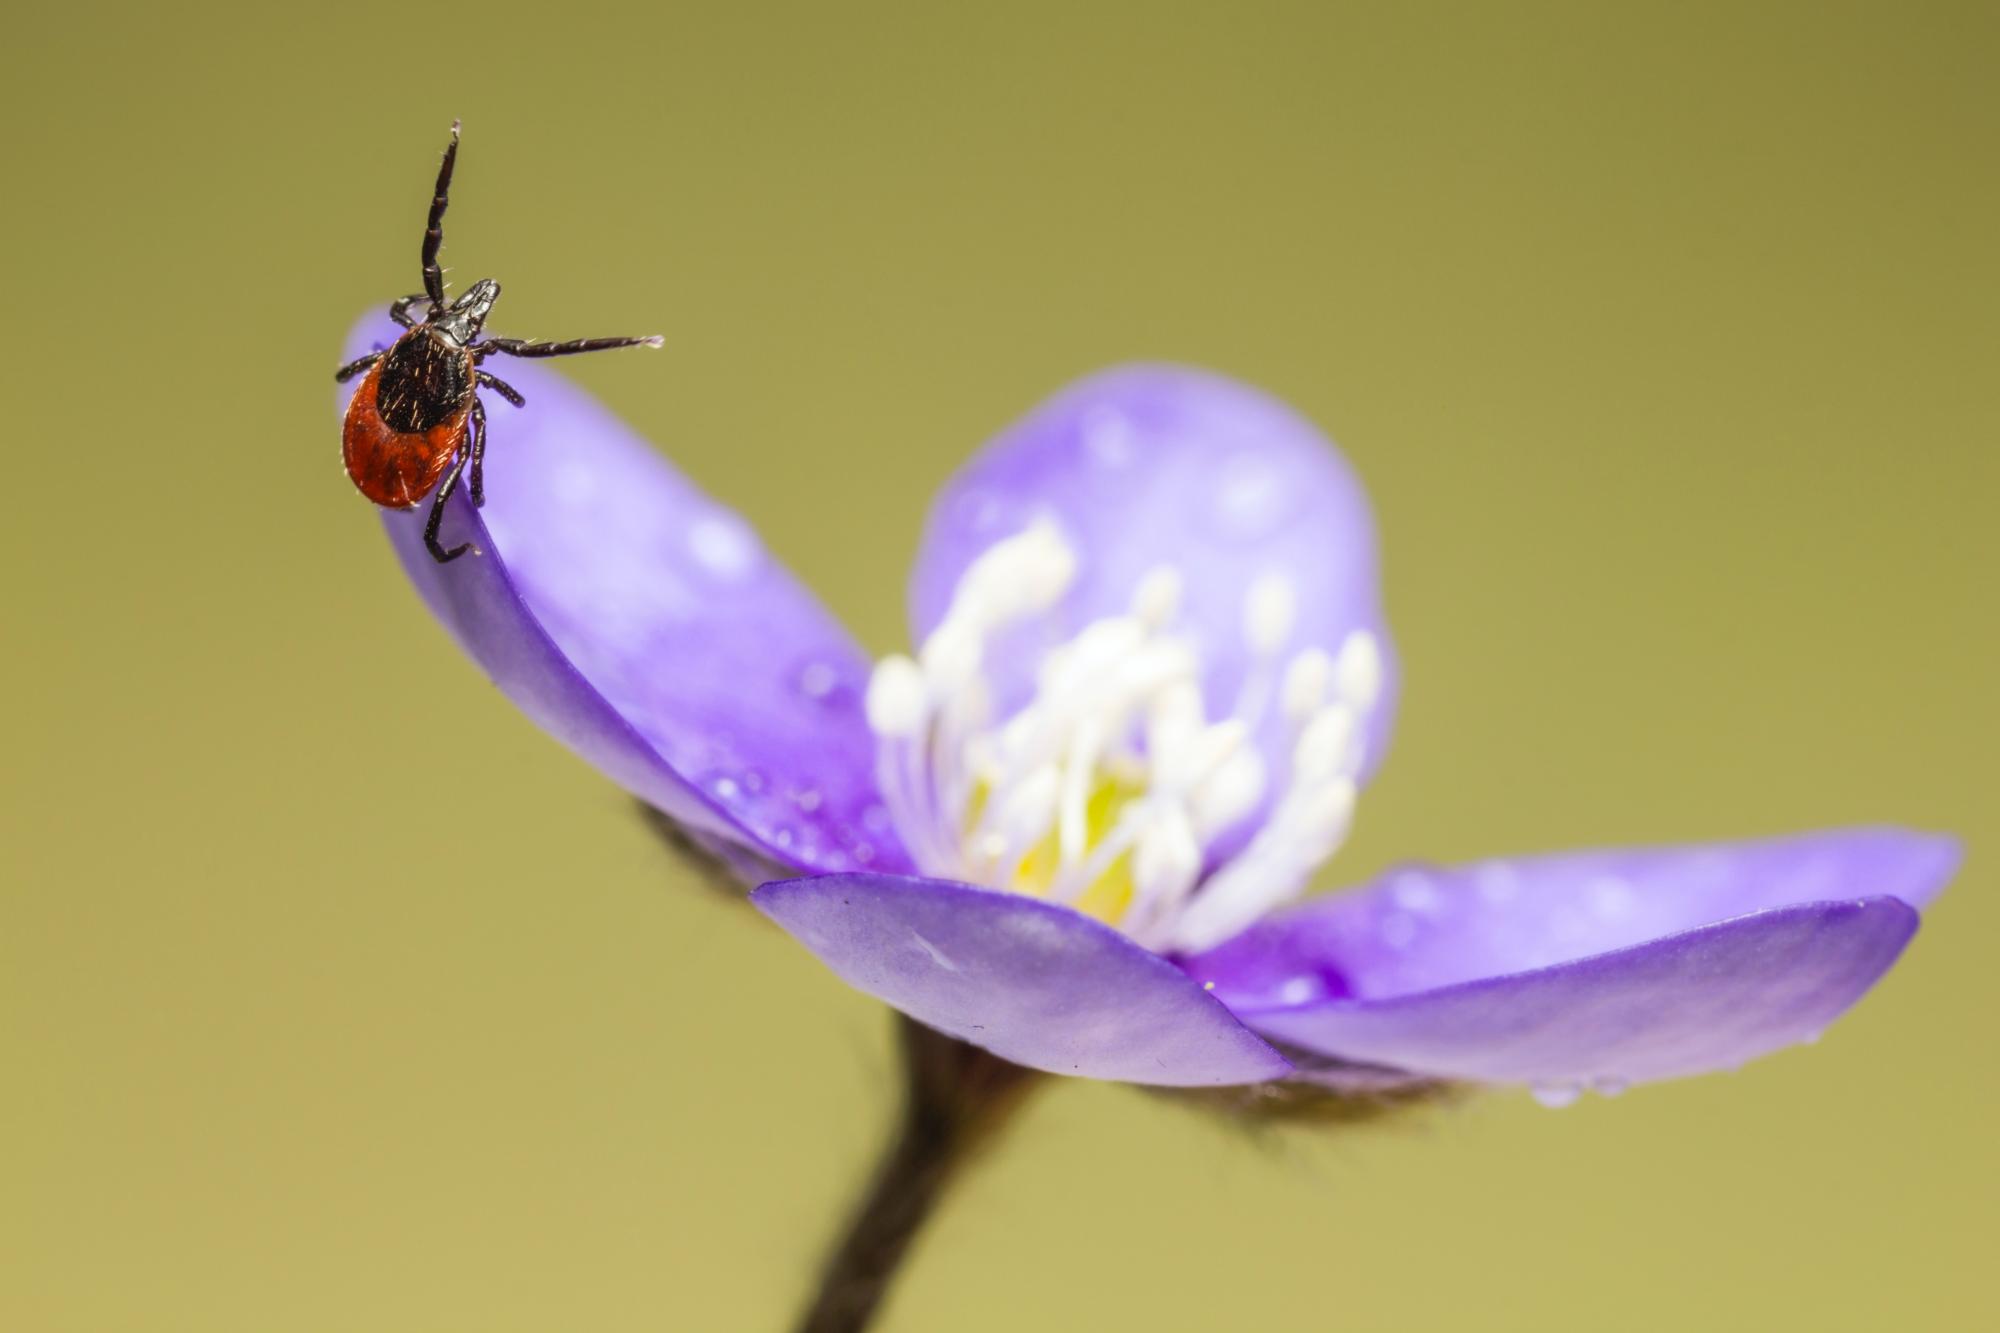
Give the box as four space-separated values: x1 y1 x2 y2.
794 1016 1043 1333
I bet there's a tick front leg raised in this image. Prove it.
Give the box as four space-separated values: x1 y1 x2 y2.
421 122 460 314
479 334 663 360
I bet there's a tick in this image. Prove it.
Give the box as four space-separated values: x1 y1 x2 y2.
335 121 661 562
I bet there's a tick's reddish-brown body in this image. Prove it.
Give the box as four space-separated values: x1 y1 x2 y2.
340 337 474 508
333 121 660 562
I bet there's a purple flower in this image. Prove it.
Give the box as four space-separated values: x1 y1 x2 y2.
342 316 1955 1103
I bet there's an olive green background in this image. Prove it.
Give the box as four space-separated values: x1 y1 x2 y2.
3 2 1994 1329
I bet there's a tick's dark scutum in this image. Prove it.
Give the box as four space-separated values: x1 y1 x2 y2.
375 329 475 433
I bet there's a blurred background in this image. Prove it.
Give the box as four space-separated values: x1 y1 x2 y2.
3 2 1994 1329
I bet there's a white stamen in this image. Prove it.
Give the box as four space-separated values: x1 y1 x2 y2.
1244 572 1298 658
986 763 1061 872
929 673 990 824
1131 567 1183 629
954 519 1077 624
1169 778 1357 953
1280 647 1334 724
1333 630 1384 712
1293 704 1360 785
919 620 984 695
863 527 1381 955
1131 806 1204 921
1057 718 1105 870
1191 746 1265 842
1146 680 1205 767
866 654 928 738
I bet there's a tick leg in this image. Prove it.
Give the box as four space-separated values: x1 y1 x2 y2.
477 370 525 408
389 294 430 328
478 334 664 360
420 121 461 314
424 450 474 563
334 350 381 383
468 397 488 508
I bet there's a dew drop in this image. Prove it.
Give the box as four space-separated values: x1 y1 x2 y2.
791 786 824 813
1209 456 1300 540
796 660 840 701
687 512 760 580
1531 1082 1582 1109
1591 1075 1630 1098
710 775 741 801
742 768 768 796
1082 407 1137 469
1277 976 1319 1006
951 488 1006 534
1391 871 1441 915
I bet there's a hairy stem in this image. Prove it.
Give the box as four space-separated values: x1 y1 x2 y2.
794 1016 1043 1333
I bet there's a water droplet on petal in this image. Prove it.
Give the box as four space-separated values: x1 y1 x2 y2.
1391 871 1441 915
1475 861 1521 904
1531 1082 1583 1109
1591 1076 1630 1098
1277 976 1319 1006
791 786 824 813
797 660 840 701
710 775 741 801
1082 407 1137 469
1209 455 1302 541
686 512 761 580
951 488 1005 534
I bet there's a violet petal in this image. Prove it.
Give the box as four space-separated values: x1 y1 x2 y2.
1182 829 1955 1087
340 316 905 877
1188 828 1956 1008
1233 897 1921 1087
908 365 1398 781
752 873 1294 1086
